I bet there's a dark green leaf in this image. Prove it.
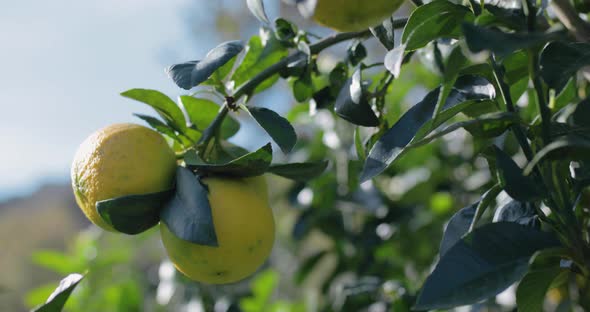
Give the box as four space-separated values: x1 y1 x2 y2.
370 16 396 50
274 18 297 43
540 41 590 91
32 274 84 312
96 189 174 235
524 135 590 175
402 0 474 51
179 96 240 139
268 161 329 181
248 107 297 153
439 203 476 257
494 146 543 201
121 89 186 133
293 76 314 103
166 41 244 90
347 40 367 66
361 75 495 182
494 200 538 228
246 0 270 24
160 167 218 246
185 143 272 177
475 6 526 30
415 222 561 310
463 23 563 58
295 251 328 284
573 97 590 126
334 68 379 127
133 114 184 145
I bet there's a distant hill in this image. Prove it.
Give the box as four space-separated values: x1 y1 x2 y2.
0 183 89 312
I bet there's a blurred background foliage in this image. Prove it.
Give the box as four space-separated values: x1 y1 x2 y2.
0 1 559 312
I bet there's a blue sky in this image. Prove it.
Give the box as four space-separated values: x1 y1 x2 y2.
0 0 278 199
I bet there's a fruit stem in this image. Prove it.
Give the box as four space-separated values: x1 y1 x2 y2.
196 18 409 154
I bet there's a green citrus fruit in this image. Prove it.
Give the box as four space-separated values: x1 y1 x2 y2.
313 0 404 32
160 175 275 284
71 123 177 231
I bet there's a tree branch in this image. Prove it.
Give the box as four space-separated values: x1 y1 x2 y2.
197 18 409 151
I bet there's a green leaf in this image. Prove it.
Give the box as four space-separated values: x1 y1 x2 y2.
494 146 544 201
133 114 186 145
540 42 590 91
185 143 272 177
370 16 396 50
160 166 218 246
121 89 186 133
414 223 561 310
31 250 83 275
463 23 563 58
523 135 590 175
179 96 240 139
407 112 516 151
402 0 474 51
334 68 379 127
360 75 495 182
231 33 288 94
354 127 366 161
32 274 84 312
166 40 244 90
268 161 329 181
516 267 565 312
293 76 314 103
247 107 297 154
96 189 173 235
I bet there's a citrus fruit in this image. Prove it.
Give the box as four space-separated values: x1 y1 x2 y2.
160 175 275 284
71 123 177 231
313 0 404 32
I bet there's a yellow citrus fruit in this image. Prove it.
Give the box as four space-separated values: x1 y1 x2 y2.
313 0 404 32
160 175 275 284
71 123 177 231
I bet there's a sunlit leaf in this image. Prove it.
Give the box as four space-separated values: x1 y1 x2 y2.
361 75 495 182
402 0 474 50
185 143 272 177
121 89 186 133
32 274 84 312
246 0 270 24
267 161 329 181
166 41 244 90
334 68 379 127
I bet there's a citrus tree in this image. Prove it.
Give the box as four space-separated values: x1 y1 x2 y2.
29 0 590 311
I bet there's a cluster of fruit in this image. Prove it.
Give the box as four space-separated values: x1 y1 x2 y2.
71 124 274 284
